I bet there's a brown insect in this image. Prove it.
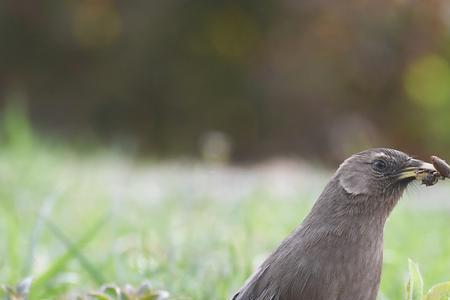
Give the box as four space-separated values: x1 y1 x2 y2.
431 155 450 178
421 171 439 186
419 155 450 186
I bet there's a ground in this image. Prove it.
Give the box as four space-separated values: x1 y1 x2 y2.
0 138 449 299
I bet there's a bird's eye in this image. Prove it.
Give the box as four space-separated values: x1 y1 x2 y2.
372 159 387 171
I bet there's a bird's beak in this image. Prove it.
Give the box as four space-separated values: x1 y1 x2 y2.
398 158 436 181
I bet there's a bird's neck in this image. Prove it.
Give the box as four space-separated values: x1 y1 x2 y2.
301 178 403 238
301 206 386 243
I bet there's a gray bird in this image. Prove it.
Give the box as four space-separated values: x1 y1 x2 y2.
232 148 436 300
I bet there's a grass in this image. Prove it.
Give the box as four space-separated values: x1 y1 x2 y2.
0 107 450 299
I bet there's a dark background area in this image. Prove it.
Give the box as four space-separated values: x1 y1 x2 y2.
2 0 450 162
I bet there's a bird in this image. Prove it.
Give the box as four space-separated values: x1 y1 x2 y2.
232 148 436 300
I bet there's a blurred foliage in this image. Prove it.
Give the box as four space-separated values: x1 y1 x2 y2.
88 282 169 300
2 0 450 162
1 279 170 300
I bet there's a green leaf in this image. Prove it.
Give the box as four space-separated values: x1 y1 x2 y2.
144 290 170 300
99 284 121 299
423 281 450 300
405 259 423 300
88 292 114 300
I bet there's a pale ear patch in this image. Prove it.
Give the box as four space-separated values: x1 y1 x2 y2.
339 171 370 195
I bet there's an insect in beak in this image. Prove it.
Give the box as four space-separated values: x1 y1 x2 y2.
398 158 438 186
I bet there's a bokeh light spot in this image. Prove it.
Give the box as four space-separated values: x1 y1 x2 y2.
72 0 122 49
404 54 450 108
208 8 260 62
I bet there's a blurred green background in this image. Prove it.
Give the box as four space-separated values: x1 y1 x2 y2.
2 0 450 161
1 1 450 300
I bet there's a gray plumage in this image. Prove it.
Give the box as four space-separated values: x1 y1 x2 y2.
232 148 434 300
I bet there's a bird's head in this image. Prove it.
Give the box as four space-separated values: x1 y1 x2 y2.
337 148 435 198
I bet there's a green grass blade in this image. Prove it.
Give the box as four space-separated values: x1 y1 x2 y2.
4 212 21 282
45 218 106 284
22 191 62 277
405 258 424 300
31 214 109 294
